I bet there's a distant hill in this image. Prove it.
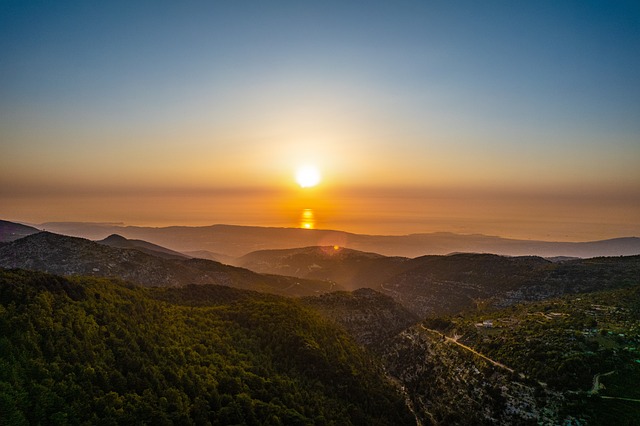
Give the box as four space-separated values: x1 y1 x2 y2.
8 224 639 317
0 219 40 242
38 221 640 258
236 246 410 291
97 233 189 260
233 247 640 317
0 232 336 297
182 249 236 264
381 253 640 316
236 246 640 316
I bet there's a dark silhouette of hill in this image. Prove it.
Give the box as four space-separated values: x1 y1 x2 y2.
235 246 640 316
39 221 640 258
0 219 40 242
10 225 636 317
231 247 640 316
182 249 236 264
0 232 336 296
97 233 189 260
236 246 411 291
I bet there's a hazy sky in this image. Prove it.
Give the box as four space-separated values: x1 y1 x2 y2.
1 1 639 239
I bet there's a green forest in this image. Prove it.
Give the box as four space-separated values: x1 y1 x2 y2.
0 268 413 425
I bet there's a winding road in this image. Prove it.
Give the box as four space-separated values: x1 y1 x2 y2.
589 371 640 403
589 371 614 395
420 325 515 373
419 325 640 404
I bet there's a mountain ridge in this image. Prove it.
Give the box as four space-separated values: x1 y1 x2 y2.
0 219 41 242
233 245 640 316
97 233 190 260
235 245 410 291
0 232 337 296
36 220 640 258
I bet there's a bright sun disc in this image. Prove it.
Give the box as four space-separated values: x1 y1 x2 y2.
295 165 321 188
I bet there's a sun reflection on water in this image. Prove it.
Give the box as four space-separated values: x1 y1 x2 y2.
300 208 315 229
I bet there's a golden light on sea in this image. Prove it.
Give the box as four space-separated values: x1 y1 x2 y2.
300 208 315 229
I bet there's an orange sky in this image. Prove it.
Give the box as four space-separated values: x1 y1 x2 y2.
3 182 639 241
1 2 639 240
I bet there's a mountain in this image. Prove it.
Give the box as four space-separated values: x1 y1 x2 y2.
97 233 189 260
38 221 640 258
0 268 414 425
0 232 337 296
182 249 236 264
234 247 640 317
3 261 638 424
236 246 411 291
9 228 637 316
0 219 40 242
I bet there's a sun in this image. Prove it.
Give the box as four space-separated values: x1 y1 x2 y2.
295 165 321 188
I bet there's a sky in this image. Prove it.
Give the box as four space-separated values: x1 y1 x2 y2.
1 1 639 240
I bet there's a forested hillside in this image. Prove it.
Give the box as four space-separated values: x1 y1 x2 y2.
0 268 413 425
380 254 640 316
302 283 640 425
302 289 418 349
417 285 640 425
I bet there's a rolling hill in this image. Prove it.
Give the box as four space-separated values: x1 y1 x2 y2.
380 253 640 316
97 233 189 260
15 226 634 318
235 246 410 291
37 221 640 258
0 232 337 297
3 228 639 424
302 282 640 425
231 245 640 317
0 219 40 242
